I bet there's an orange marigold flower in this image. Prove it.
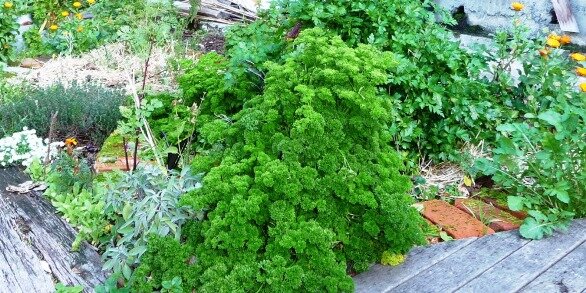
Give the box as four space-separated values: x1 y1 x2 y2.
580 83 586 93
560 35 572 45
511 2 524 11
577 67 586 77
546 38 561 48
65 138 78 146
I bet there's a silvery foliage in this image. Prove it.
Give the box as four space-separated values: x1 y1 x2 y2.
0 127 63 167
101 165 202 279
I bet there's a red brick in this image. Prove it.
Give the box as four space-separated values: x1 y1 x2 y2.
455 199 523 232
94 157 134 173
420 200 495 239
480 198 527 220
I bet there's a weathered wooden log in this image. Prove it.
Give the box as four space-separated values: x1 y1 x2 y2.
0 168 106 292
173 0 260 25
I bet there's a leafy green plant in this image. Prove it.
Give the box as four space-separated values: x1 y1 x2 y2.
43 152 107 249
94 273 130 293
0 0 19 64
473 16 586 239
224 0 501 162
144 93 198 167
101 165 201 280
182 28 425 292
55 283 84 293
0 82 124 147
129 236 197 292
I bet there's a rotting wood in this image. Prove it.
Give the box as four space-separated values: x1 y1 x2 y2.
0 168 106 292
551 0 580 33
174 0 259 26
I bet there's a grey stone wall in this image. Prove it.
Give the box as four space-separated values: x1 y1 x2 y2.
435 0 586 46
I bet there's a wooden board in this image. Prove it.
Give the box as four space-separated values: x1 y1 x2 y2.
518 241 586 293
0 168 106 292
354 238 477 293
354 219 586 293
388 232 530 292
456 220 586 292
551 0 580 33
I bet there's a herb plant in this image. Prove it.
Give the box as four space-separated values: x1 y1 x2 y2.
0 82 124 147
182 28 425 292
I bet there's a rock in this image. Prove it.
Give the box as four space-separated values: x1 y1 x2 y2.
20 58 43 69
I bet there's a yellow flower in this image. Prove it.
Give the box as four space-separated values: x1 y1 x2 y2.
77 26 83 32
570 53 586 62
73 1 82 8
61 11 69 17
560 35 572 45
76 13 83 20
548 33 562 41
3 1 13 8
49 24 59 31
546 38 561 48
580 83 586 93
87 0 95 4
65 137 78 146
577 67 586 77
511 2 524 11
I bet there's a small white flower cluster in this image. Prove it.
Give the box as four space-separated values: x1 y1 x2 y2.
0 128 64 168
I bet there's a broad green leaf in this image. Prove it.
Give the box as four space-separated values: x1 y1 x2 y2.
507 196 524 211
519 218 545 240
538 110 562 127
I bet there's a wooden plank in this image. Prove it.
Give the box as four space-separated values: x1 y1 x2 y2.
518 239 586 293
354 238 477 293
0 168 106 291
551 0 580 33
455 220 586 292
0 197 54 293
388 230 530 292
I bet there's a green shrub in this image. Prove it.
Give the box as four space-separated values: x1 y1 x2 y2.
219 0 500 162
129 236 198 292
0 82 124 146
182 28 425 292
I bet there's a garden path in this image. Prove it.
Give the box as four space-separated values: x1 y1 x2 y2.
354 218 586 293
0 168 105 293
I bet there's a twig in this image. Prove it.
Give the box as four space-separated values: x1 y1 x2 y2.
123 137 130 171
133 41 155 170
44 112 59 167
